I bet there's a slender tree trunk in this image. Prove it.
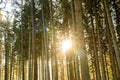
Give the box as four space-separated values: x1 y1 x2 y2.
74 0 90 80
10 44 13 80
21 23 24 80
104 54 110 79
41 35 45 80
20 0 25 80
66 59 70 80
102 2 118 79
46 30 50 80
4 28 8 80
49 0 58 80
61 57 64 80
31 0 37 80
113 0 120 48
95 7 106 80
28 26 32 80
103 0 120 70
71 0 80 80
16 56 19 80
41 1 50 80
67 53 75 80
74 54 80 80
90 9 101 80
49 1 54 80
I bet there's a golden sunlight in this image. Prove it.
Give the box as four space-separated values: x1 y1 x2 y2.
61 39 72 52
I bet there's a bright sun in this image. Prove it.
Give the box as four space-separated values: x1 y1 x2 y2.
62 39 72 52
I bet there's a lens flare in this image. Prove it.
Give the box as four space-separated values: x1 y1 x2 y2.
62 39 72 52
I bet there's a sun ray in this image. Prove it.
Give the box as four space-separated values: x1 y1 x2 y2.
61 39 72 52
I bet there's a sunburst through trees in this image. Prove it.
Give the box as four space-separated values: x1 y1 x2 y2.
0 0 120 80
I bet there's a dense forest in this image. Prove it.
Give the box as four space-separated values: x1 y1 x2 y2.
0 0 120 80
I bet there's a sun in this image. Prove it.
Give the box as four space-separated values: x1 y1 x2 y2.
61 39 72 52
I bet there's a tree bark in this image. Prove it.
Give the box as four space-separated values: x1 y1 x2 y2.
102 1 118 79
31 0 37 80
74 0 90 80
95 8 106 80
4 28 8 80
28 26 32 80
90 10 101 80
103 0 120 70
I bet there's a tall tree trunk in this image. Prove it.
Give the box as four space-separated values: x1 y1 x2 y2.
20 0 25 80
73 0 90 80
49 1 53 80
41 0 50 80
71 0 80 80
102 1 118 79
94 6 106 80
10 43 13 80
28 26 32 80
90 11 101 80
41 35 45 80
61 57 64 80
4 28 8 80
113 0 120 43
49 0 58 80
74 54 80 80
31 0 37 80
66 52 75 80
103 0 120 70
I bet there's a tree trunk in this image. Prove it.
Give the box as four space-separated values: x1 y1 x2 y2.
94 8 106 80
20 0 25 80
28 26 32 80
102 1 118 79
90 10 101 80
10 44 13 80
4 28 8 80
49 0 58 79
74 0 90 80
103 0 120 70
31 0 37 80
71 0 80 80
